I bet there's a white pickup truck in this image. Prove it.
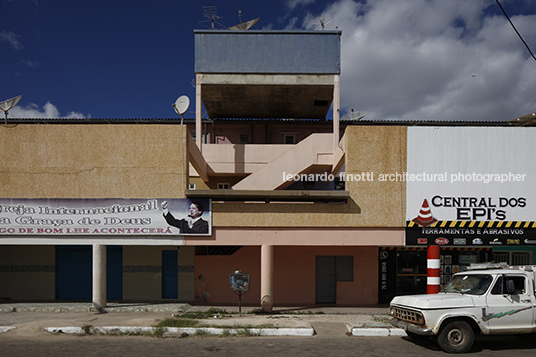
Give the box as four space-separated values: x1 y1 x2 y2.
390 263 536 353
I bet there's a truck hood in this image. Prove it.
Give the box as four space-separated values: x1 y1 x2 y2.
391 293 475 310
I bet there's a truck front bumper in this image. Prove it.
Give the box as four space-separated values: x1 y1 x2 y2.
389 318 434 336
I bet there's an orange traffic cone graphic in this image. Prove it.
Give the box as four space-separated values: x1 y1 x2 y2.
412 199 437 227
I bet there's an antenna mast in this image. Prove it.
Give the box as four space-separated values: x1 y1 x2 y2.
201 6 223 29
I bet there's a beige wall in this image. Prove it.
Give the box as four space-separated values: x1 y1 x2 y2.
196 126 407 229
0 124 188 198
345 125 407 227
0 246 55 300
0 124 406 229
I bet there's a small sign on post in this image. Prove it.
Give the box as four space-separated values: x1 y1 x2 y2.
229 270 250 316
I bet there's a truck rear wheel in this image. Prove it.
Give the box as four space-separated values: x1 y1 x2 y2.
437 321 474 353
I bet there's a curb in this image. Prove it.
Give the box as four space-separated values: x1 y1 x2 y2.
44 326 406 337
44 326 315 337
0 326 15 334
352 328 406 336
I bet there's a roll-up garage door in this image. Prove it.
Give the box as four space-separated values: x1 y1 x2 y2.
56 246 123 300
107 246 123 300
56 246 92 300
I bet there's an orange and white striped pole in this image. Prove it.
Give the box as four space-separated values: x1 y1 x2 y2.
427 245 440 294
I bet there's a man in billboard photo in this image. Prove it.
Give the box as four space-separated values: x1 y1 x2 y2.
161 200 209 234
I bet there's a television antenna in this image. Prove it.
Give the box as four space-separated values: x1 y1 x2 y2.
0 95 22 124
173 95 190 125
199 6 225 29
227 10 259 30
340 108 367 121
316 17 332 30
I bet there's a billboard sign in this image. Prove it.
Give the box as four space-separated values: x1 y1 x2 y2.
0 198 211 236
406 127 536 246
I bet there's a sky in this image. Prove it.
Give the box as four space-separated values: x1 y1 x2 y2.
1 0 536 121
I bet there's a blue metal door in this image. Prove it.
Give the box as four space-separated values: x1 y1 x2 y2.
106 246 123 300
162 250 178 299
56 246 92 300
56 245 123 300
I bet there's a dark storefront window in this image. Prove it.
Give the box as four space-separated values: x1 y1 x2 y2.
378 247 492 304
396 250 427 295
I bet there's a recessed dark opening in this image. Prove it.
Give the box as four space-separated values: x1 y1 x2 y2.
313 100 330 107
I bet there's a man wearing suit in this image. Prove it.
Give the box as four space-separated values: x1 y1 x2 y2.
161 200 209 234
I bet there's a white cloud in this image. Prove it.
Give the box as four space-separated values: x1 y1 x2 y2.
286 0 316 11
8 102 89 119
0 30 24 50
298 0 536 121
22 59 39 68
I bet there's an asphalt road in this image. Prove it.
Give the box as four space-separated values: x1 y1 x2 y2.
1 333 536 357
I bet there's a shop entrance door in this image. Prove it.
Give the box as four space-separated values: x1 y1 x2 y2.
316 256 336 303
315 256 354 304
162 250 178 299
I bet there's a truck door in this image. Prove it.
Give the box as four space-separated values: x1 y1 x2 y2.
485 275 534 334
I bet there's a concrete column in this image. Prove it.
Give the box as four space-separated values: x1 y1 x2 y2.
333 74 340 151
92 244 107 312
196 73 203 151
260 244 274 312
427 245 440 294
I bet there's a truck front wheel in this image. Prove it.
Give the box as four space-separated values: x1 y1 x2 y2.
437 321 474 353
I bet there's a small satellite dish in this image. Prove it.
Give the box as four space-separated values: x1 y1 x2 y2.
227 9 259 30
340 109 367 121
227 17 260 30
172 95 190 124
174 96 190 115
0 95 22 124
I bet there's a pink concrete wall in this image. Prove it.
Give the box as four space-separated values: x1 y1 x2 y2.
194 246 261 305
273 246 378 305
194 245 379 306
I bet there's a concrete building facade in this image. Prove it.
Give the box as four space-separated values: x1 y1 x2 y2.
1 29 534 309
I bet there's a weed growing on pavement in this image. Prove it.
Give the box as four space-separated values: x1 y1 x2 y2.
155 318 199 328
234 328 260 337
76 326 154 337
81 325 93 335
175 307 231 319
248 308 325 315
372 315 391 324
152 326 167 338
194 329 212 337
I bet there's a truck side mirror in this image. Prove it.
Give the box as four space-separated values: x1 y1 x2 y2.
506 279 515 294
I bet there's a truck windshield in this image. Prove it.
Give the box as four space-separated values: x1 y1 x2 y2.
444 274 493 295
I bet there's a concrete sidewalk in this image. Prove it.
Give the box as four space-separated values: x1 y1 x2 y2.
0 302 404 337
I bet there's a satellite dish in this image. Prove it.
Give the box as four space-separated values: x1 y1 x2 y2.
227 9 259 30
174 96 190 115
340 109 367 121
0 95 22 124
227 17 260 30
172 95 190 125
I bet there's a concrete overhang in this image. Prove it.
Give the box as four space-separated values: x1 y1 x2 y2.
200 74 334 119
185 189 349 203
